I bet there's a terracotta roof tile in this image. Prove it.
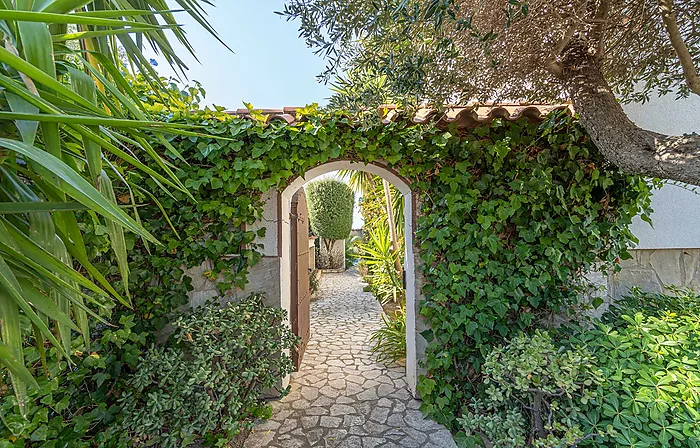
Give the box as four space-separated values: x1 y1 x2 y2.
227 103 573 128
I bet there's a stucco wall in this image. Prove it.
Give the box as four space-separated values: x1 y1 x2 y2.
318 238 345 270
185 257 282 309
608 249 700 299
622 95 700 250
597 95 700 299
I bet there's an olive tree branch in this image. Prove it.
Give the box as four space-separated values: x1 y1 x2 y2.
546 24 579 78
658 0 700 95
592 0 611 58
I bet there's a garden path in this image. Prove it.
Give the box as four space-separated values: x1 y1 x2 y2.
243 268 456 448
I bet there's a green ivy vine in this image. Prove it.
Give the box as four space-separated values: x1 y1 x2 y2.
102 83 653 437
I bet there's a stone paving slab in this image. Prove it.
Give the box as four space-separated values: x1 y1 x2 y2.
244 268 456 448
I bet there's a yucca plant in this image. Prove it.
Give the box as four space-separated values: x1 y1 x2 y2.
370 306 406 364
357 224 404 305
0 0 225 414
338 169 404 239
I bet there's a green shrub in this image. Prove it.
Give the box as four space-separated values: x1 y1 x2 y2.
605 286 700 318
90 91 648 438
0 314 146 447
358 225 404 305
306 179 355 241
460 290 700 448
572 290 700 448
118 294 298 447
370 307 407 364
309 268 320 296
345 235 361 268
458 330 603 448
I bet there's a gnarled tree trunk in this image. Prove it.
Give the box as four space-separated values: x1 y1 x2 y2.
560 41 700 186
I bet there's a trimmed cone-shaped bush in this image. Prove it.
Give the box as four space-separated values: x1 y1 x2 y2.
306 179 355 268
306 178 355 241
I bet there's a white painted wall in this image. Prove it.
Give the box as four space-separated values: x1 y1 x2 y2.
250 189 279 256
622 95 700 249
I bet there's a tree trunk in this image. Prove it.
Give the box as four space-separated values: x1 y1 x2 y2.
531 391 547 440
560 40 700 186
382 179 403 273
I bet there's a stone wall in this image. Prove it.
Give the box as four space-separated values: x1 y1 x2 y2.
608 248 700 299
318 238 345 270
185 257 282 309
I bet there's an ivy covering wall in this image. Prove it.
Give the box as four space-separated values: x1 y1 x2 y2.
104 89 651 437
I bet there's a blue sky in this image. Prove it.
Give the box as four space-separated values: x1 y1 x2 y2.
148 1 332 109
149 3 362 226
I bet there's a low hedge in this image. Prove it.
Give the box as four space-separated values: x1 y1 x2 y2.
119 294 298 447
458 289 700 448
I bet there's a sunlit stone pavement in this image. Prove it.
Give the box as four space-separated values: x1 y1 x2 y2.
244 268 456 448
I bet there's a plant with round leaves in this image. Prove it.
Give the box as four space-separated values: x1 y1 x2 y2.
118 294 299 448
76 85 652 441
459 330 605 448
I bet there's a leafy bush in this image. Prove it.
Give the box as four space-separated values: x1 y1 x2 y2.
358 225 404 305
0 314 146 447
90 89 648 440
306 179 355 241
458 330 603 448
572 290 700 448
459 290 700 448
345 235 361 268
415 116 651 429
118 294 298 447
370 307 407 364
310 269 320 297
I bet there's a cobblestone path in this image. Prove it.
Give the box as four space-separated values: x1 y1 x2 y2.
244 268 456 448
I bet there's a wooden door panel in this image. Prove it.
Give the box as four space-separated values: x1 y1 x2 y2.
291 190 311 369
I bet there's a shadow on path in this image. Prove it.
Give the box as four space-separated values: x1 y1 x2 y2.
244 268 456 448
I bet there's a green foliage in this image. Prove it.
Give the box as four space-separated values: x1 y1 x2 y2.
414 116 650 431
117 101 648 436
0 314 146 447
358 225 405 305
119 294 299 447
345 235 361 268
0 1 226 405
3 73 647 446
459 331 603 448
344 171 404 239
460 289 700 448
306 179 355 241
310 268 320 296
572 290 700 448
370 307 407 365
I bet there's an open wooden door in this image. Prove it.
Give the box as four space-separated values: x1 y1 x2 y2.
290 189 310 369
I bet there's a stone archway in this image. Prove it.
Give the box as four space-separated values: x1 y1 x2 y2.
279 160 420 396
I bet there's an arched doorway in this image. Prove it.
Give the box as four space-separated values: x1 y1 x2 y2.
279 160 418 396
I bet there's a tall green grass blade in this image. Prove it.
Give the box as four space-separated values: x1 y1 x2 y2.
52 24 178 42
19 279 80 332
0 285 26 415
69 67 101 182
0 138 157 242
99 171 129 298
0 202 90 213
54 239 89 349
0 342 37 392
0 111 194 129
5 93 38 145
0 45 105 114
0 219 109 298
0 10 174 28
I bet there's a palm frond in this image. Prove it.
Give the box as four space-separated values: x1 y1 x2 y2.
0 0 224 414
